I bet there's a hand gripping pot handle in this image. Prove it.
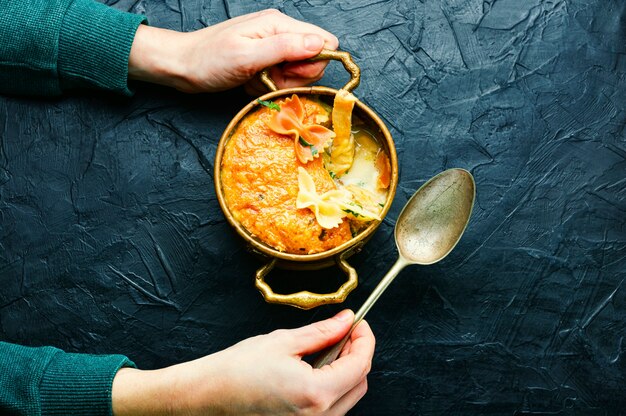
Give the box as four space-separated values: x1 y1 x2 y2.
259 49 361 92
254 251 358 310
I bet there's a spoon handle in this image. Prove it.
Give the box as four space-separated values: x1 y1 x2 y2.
313 256 409 368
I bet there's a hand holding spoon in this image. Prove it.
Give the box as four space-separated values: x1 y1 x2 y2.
314 168 475 368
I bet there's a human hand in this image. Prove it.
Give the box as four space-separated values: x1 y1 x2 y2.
128 9 339 94
112 309 374 415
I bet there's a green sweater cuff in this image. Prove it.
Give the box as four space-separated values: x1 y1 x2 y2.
40 350 136 416
58 0 147 95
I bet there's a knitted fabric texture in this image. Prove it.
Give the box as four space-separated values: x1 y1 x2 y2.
0 342 136 415
0 0 146 95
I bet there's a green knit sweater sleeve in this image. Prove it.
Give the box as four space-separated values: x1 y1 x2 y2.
0 0 147 96
0 341 136 416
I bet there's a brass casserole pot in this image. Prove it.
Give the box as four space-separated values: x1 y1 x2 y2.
214 50 398 309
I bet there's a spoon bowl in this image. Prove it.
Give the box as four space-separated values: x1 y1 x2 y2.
396 168 475 264
313 168 475 368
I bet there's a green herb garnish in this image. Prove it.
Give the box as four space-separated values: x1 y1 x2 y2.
298 137 318 156
343 208 361 217
299 137 313 147
329 171 336 179
257 99 280 111
378 202 385 208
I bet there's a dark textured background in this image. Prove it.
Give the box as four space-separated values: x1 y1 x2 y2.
1 0 626 414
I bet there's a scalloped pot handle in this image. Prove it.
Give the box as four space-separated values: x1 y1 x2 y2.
259 49 361 93
254 253 358 310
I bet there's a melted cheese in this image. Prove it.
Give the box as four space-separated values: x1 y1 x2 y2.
335 129 388 206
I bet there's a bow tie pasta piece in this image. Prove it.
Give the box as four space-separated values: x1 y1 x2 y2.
267 94 335 164
296 167 350 229
297 167 381 229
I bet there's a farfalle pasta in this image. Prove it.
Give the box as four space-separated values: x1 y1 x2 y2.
296 167 351 229
267 95 335 164
296 167 381 230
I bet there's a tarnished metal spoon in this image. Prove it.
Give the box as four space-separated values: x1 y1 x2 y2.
314 168 475 368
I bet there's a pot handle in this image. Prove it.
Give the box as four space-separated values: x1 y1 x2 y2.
259 49 361 93
254 252 358 310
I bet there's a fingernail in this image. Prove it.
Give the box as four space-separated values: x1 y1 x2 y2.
334 309 353 322
304 34 324 51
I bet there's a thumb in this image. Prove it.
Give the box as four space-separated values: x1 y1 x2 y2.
250 33 325 70
286 309 354 356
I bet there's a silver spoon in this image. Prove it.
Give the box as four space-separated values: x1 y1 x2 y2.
314 168 475 368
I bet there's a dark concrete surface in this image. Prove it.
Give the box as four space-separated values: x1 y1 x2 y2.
1 0 625 414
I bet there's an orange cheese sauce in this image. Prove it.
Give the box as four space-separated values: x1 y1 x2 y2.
221 97 353 254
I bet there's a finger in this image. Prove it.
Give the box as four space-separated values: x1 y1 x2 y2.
270 68 325 90
348 320 376 361
246 32 327 71
328 377 368 416
335 320 375 361
313 320 374 398
243 77 268 96
285 310 354 356
282 61 327 80
244 67 325 95
244 69 322 96
338 338 352 359
241 10 339 50
276 74 323 89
